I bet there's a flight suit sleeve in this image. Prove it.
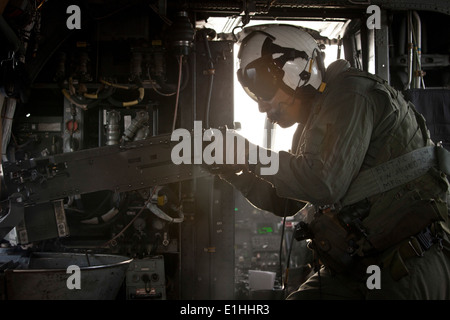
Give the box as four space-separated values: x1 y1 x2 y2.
258 89 375 205
219 170 305 216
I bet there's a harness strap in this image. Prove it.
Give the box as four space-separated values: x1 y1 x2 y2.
339 68 449 206
341 146 437 206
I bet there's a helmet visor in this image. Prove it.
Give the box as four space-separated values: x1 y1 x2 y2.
237 56 285 102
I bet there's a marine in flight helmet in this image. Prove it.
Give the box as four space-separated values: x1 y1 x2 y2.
236 25 326 102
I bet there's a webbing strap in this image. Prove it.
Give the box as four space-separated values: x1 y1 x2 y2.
341 146 437 206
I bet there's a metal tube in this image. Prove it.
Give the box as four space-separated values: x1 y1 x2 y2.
406 11 413 89
412 11 423 88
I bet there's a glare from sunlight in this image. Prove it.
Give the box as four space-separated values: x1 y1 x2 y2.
200 18 343 152
233 38 338 152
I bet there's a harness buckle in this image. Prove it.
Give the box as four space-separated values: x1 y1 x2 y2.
415 226 439 251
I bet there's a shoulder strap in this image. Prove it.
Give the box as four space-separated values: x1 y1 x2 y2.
341 146 438 206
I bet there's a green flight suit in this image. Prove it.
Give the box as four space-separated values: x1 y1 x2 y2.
224 59 450 299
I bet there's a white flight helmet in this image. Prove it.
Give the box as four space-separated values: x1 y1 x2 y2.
237 25 325 102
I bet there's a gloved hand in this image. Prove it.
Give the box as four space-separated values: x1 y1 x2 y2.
201 127 252 175
201 126 279 176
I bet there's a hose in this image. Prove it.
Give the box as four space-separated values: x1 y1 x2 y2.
146 202 184 224
103 79 145 108
61 78 144 109
80 207 119 224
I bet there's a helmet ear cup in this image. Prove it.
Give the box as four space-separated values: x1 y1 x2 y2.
298 56 313 86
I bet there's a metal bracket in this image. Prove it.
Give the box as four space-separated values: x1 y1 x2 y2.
0 194 25 240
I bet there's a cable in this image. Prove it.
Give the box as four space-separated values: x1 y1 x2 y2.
278 199 289 293
103 79 145 108
171 55 184 132
147 69 176 97
100 187 157 248
279 214 287 290
148 3 172 26
200 29 216 128
284 225 296 298
61 88 87 110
